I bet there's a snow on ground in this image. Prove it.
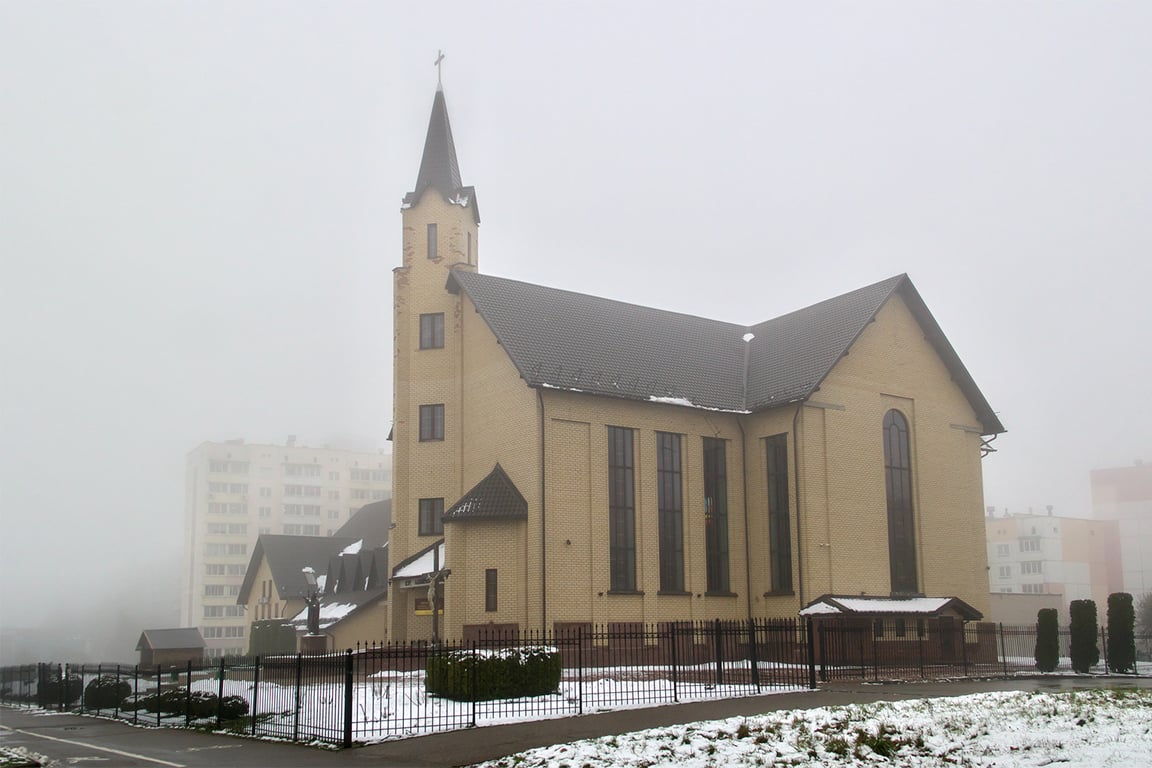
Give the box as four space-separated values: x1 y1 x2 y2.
472 689 1152 768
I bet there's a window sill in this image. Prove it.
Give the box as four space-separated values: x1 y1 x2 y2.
763 590 796 597
657 590 691 597
418 532 444 537
705 591 738 598
606 590 645 596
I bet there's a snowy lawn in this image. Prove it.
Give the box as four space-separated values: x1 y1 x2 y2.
472 688 1152 767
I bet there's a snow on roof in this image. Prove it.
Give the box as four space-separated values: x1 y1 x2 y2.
340 539 363 556
799 596 957 617
291 601 358 629
393 541 446 578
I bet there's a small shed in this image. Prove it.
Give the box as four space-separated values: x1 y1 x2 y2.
136 628 206 668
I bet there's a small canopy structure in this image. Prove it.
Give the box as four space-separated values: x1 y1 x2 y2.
799 594 983 621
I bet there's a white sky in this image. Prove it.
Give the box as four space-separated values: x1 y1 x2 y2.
1 2 1150 632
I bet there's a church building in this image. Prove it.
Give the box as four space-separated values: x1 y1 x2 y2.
387 82 1004 643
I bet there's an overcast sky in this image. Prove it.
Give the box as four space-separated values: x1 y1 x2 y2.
2 2 1149 637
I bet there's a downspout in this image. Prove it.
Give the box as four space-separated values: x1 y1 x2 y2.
537 388 547 632
737 418 753 622
792 403 805 608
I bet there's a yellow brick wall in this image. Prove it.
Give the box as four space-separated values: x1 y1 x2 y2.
806 294 991 617
390 188 478 640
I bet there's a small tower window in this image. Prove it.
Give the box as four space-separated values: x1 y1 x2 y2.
467 232 473 265
485 569 498 612
427 223 438 260
420 313 445 349
419 497 444 535
419 404 445 441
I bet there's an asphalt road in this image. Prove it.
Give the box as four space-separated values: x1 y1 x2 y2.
3 676 1150 767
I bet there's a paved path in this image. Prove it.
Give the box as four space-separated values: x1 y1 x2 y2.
3 676 1149 767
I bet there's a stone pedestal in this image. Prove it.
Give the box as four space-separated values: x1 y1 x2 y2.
300 634 327 655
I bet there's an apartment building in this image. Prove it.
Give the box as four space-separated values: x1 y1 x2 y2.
181 438 390 657
1091 461 1152 598
985 509 1122 617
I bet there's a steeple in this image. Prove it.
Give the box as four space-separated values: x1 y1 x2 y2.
403 87 479 223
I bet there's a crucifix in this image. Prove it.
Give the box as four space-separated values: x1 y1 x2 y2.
435 50 445 87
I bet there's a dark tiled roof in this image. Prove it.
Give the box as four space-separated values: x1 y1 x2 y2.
137 628 205 651
237 535 360 604
448 270 1004 434
444 464 528 521
402 88 480 223
326 547 389 594
335 499 392 550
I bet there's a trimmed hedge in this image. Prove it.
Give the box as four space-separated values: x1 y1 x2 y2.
1069 599 1099 674
1106 592 1136 673
84 676 131 710
121 688 249 720
426 645 561 701
1034 608 1060 672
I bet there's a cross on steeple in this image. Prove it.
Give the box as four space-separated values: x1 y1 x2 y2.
435 50 445 89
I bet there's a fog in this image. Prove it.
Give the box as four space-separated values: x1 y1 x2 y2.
2 2 1149 662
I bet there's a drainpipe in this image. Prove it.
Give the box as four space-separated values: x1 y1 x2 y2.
737 418 753 622
792 403 805 609
537 388 547 632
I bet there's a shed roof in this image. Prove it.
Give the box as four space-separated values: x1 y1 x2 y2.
799 594 983 620
137 627 205 651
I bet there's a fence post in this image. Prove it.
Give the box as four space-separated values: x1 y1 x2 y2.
343 649 353 749
918 623 925 679
872 624 880 681
216 658 225 729
132 666 139 725
999 624 1008 677
59 664 66 711
155 665 161 727
251 657 260 736
293 653 303 742
1101 626 1109 674
818 623 828 683
713 619 724 688
577 627 585 715
470 641 478 729
747 619 761 691
113 665 120 719
185 660 193 727
669 623 679 702
805 618 817 689
961 623 969 676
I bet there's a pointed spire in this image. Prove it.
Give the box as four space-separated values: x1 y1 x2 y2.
414 88 461 198
403 86 479 222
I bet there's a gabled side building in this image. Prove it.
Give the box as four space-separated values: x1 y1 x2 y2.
388 83 1005 643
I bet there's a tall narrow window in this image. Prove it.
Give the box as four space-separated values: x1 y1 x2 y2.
427 223 438 260
467 231 473 264
883 409 918 593
419 313 444 349
419 404 444 441
418 497 444 535
485 568 497 612
703 437 729 593
766 433 792 592
607 426 636 592
656 432 684 592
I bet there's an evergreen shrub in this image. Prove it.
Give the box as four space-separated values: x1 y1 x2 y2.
83 676 131 710
1034 608 1060 672
37 669 82 708
426 645 561 701
1106 592 1136 673
1069 599 1100 674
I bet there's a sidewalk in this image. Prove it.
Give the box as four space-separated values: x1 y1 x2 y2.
4 676 1150 767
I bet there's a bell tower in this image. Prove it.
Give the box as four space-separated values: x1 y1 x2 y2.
389 76 479 641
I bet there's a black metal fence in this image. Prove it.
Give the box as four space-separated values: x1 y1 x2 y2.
2 620 1147 748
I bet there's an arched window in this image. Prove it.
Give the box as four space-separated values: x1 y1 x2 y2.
883 410 918 594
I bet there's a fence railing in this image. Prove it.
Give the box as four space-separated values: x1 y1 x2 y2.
2 620 1147 748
